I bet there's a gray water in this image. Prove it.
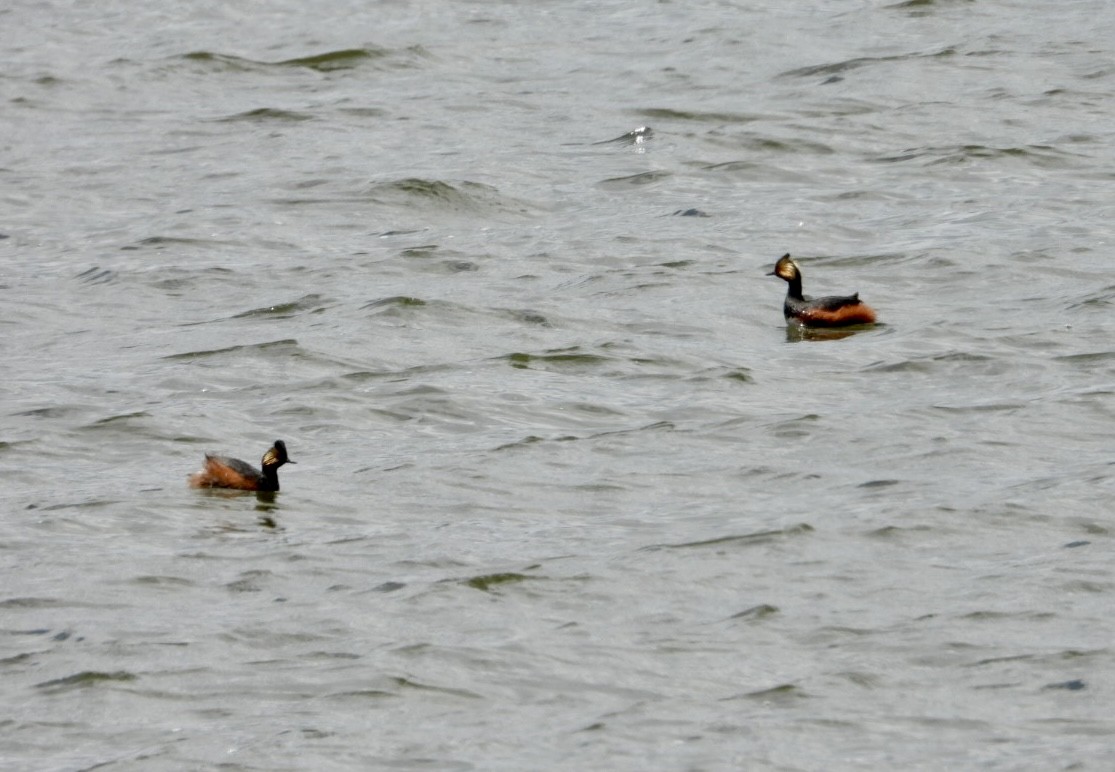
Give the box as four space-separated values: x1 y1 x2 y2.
3 0 1114 769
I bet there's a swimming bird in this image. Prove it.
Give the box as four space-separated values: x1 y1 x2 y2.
767 253 877 327
188 440 295 492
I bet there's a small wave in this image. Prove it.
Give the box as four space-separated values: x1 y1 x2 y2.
722 683 806 703
873 143 1079 168
163 338 300 361
507 350 611 371
82 411 152 429
361 295 427 312
365 178 532 217
779 47 954 80
276 48 389 71
886 0 975 13
230 294 331 319
36 671 137 691
74 266 115 285
592 126 654 145
699 160 811 182
642 523 814 551
637 108 762 124
462 572 532 592
122 237 239 256
178 46 401 73
723 136 835 155
598 170 672 188
730 604 780 622
215 107 315 123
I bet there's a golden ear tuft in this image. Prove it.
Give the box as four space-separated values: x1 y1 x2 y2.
774 254 798 279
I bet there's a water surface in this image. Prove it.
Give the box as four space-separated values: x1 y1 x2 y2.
3 0 1114 768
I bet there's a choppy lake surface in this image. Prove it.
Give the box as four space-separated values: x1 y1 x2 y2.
3 0 1115 768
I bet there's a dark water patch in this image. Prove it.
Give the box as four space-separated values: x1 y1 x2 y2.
336 362 457 386
867 524 932 539
75 266 115 285
13 405 84 419
859 479 901 489
394 677 482 700
1 598 67 609
866 351 996 373
278 48 389 71
328 688 397 700
885 0 976 17
1044 679 1086 691
873 143 1080 168
507 349 611 371
463 572 532 592
729 604 779 621
231 294 330 319
1066 286 1115 310
637 108 762 124
179 47 394 73
598 170 672 188
396 244 481 273
705 134 835 155
959 610 1017 622
216 107 315 122
1063 540 1091 549
670 208 709 218
366 178 529 216
1060 580 1112 593
131 575 195 589
680 366 752 384
836 671 881 689
780 48 954 80
124 236 236 254
493 435 547 451
1054 351 1115 365
722 683 805 703
163 338 300 361
697 160 810 182
361 295 428 316
226 571 271 593
78 412 152 436
590 421 674 440
643 524 813 552
504 309 550 326
931 401 1024 413
39 499 120 512
339 106 390 118
592 126 653 145
933 352 995 363
399 244 440 259
374 581 406 593
36 671 137 691
767 414 821 439
179 51 275 72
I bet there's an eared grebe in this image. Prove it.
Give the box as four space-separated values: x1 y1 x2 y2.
767 253 877 327
188 440 294 492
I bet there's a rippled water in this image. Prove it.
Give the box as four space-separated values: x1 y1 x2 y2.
3 0 1115 768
